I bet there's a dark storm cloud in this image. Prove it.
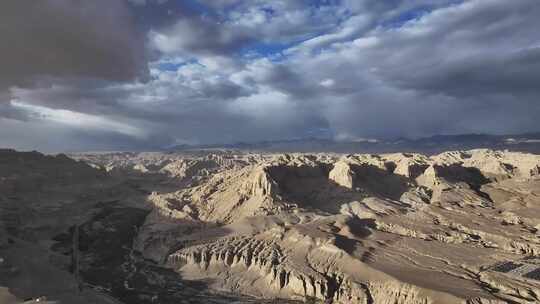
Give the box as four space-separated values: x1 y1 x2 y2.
369 0 540 99
9 79 128 116
1 0 540 151
395 47 540 97
0 102 30 122
258 65 318 99
248 0 540 140
0 0 147 91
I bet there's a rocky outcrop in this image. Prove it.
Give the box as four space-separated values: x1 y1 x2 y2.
243 167 281 197
329 161 355 189
433 149 540 180
167 236 441 303
4 149 538 304
160 158 221 179
0 149 106 194
168 236 341 301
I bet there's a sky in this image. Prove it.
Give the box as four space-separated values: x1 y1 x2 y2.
1 0 539 151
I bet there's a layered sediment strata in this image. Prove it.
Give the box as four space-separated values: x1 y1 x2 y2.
2 149 540 303
137 150 540 303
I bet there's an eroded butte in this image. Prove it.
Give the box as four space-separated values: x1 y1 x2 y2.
1 149 540 303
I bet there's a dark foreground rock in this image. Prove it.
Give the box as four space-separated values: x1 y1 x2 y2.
52 204 302 304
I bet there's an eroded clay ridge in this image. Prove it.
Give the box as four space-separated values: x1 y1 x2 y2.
131 149 540 303
1 149 540 303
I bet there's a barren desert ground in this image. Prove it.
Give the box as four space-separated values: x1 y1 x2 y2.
1 149 540 303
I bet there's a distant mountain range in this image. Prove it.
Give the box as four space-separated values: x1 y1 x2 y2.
167 133 540 154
